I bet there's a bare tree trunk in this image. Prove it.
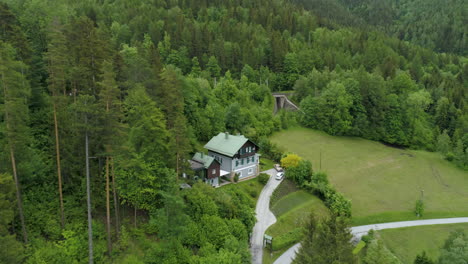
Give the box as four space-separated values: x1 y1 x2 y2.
10 146 28 243
105 157 112 254
85 113 94 264
53 102 65 228
134 207 137 228
111 158 120 237
176 152 179 180
2 73 28 243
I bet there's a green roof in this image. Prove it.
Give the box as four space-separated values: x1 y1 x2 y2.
192 152 215 169
204 132 249 157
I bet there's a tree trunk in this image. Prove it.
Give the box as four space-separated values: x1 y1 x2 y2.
2 73 28 243
53 102 65 229
134 207 137 228
85 113 94 264
111 158 120 237
176 152 179 180
10 146 28 243
105 157 112 254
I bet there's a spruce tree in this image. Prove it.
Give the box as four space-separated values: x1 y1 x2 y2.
0 42 31 243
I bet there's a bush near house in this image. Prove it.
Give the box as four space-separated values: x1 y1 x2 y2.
257 173 270 185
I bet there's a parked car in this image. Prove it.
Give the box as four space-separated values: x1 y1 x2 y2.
274 164 283 172
275 172 284 180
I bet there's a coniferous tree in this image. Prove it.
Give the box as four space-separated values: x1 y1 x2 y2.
294 214 356 264
98 60 122 254
0 42 30 243
45 19 68 229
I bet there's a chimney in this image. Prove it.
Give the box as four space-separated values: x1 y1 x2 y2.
225 132 229 139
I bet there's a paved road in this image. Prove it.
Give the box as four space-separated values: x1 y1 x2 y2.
251 169 283 264
274 217 468 264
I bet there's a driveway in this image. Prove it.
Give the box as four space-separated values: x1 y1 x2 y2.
274 217 468 264
251 168 283 264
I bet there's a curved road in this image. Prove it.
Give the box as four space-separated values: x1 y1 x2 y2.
251 169 283 264
274 217 468 264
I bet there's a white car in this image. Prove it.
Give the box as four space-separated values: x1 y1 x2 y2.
275 172 284 180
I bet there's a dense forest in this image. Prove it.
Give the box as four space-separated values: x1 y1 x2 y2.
0 0 467 263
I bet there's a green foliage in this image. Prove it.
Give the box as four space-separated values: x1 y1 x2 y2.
437 130 452 156
286 160 313 187
257 173 270 185
280 153 302 169
294 214 356 264
0 0 466 261
414 199 425 217
363 239 402 264
300 81 353 135
0 173 24 263
234 173 239 183
438 230 468 264
414 251 434 264
352 241 366 255
306 171 352 217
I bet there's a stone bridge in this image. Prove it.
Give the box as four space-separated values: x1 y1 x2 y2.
272 93 300 114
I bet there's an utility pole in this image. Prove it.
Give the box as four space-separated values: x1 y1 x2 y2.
319 149 322 171
85 107 94 264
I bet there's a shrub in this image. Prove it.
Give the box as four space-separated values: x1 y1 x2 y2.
257 173 270 185
234 173 239 183
415 199 424 217
248 188 257 198
287 160 313 186
445 152 455 161
352 241 366 255
281 154 302 169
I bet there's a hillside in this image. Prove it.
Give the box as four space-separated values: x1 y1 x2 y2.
271 127 468 224
0 0 467 263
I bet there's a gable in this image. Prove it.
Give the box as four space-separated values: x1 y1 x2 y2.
192 152 219 169
204 132 251 157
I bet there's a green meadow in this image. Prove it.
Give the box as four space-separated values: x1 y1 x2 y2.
379 223 468 263
270 127 468 224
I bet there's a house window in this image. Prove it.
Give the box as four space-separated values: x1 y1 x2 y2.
236 160 239 167
241 158 244 165
252 156 255 162
248 168 253 175
212 169 216 175
247 157 250 164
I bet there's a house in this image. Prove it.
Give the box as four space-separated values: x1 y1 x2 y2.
204 132 260 181
189 132 260 187
189 152 224 187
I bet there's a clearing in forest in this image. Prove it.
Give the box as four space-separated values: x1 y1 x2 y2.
270 127 468 224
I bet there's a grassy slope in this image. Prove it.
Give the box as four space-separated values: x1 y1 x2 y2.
379 223 468 263
270 127 468 224
218 178 265 205
266 191 328 239
263 181 328 264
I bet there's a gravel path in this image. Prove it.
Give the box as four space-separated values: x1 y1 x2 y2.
250 169 283 264
274 217 468 264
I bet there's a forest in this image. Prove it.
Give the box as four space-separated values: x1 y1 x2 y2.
0 0 466 263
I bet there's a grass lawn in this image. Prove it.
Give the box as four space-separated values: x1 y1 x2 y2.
260 157 276 172
263 186 329 263
217 177 264 205
270 127 468 224
378 223 468 263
